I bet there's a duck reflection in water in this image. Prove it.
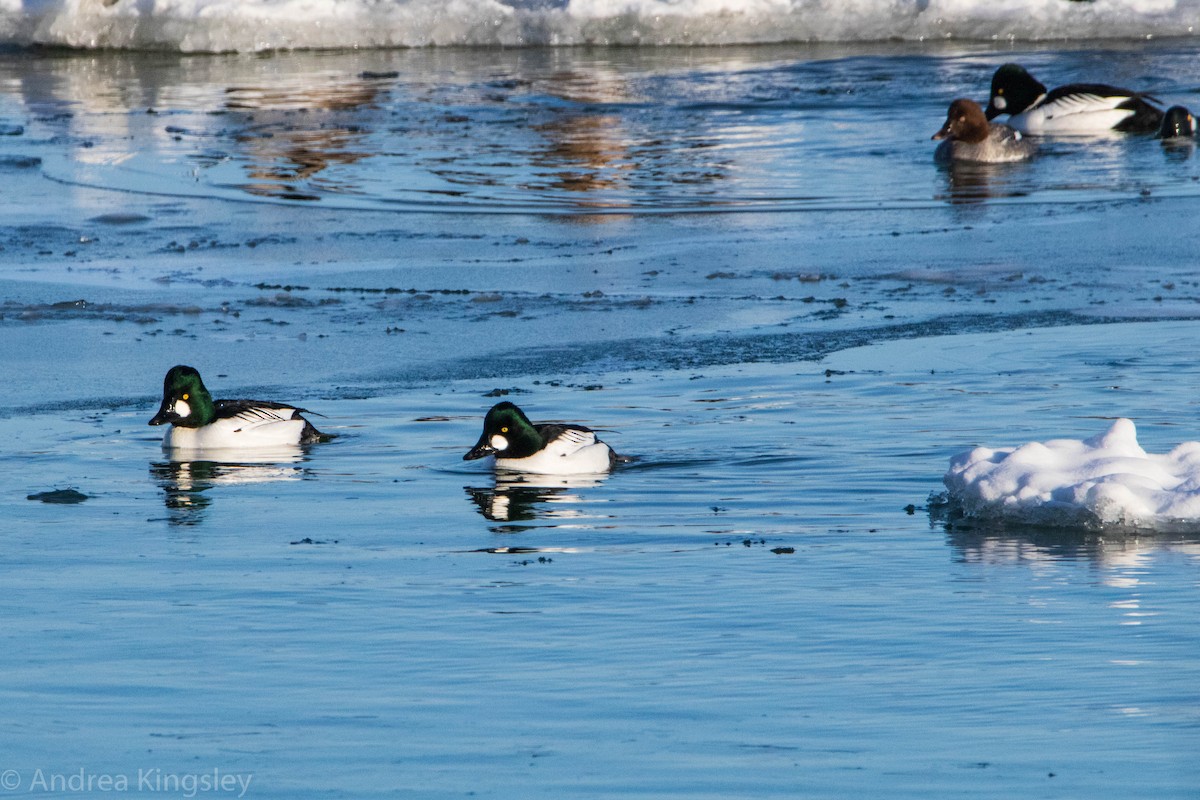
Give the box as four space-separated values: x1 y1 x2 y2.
934 160 1035 206
151 452 306 526
465 471 610 524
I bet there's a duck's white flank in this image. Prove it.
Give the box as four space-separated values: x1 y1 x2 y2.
161 407 308 450
1008 94 1140 135
495 428 613 475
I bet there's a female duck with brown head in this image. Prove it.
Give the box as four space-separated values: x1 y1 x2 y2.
932 98 1036 164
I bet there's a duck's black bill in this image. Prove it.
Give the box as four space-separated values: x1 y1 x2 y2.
148 404 176 426
463 437 495 461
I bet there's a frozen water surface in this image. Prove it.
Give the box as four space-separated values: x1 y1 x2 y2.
1 34 1199 800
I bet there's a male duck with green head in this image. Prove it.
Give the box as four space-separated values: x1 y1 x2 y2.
464 401 618 475
149 365 326 450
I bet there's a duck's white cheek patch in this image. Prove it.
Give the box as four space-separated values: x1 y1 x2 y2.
992 95 1007 111
173 399 191 417
490 434 509 452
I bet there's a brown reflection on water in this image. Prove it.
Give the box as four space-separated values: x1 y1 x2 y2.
214 64 728 213
225 81 379 201
536 112 630 195
528 70 634 205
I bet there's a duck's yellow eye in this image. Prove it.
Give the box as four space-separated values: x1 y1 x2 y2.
182 393 189 400
501 426 508 433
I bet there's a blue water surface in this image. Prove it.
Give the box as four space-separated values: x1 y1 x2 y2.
1 40 1198 799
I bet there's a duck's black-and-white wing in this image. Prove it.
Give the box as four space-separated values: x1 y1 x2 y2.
214 399 324 443
1034 84 1163 133
536 424 599 456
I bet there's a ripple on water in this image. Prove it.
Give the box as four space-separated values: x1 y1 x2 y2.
29 47 1200 216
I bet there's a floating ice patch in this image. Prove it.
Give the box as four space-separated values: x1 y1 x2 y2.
942 418 1200 530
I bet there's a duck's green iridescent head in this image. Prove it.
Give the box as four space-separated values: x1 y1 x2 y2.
148 365 216 428
464 401 542 460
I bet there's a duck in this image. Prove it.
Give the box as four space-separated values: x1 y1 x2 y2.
932 98 1035 164
1158 105 1196 140
463 401 617 474
984 63 1163 135
148 365 326 449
